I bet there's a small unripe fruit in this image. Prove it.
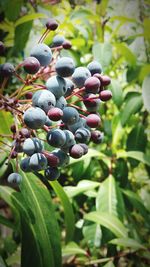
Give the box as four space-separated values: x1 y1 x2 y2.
47 107 63 121
8 173 22 184
1 63 15 77
86 114 101 128
99 90 112 101
91 130 104 144
23 57 40 74
25 92 33 99
69 144 84 159
62 40 72 49
44 152 60 167
99 75 111 86
46 18 58 31
45 167 60 180
84 76 100 94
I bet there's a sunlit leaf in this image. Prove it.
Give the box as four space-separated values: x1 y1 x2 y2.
84 212 127 238
109 238 146 250
64 180 99 198
117 151 150 166
96 175 125 220
15 13 48 27
114 43 136 66
121 94 143 126
92 42 112 70
62 242 87 257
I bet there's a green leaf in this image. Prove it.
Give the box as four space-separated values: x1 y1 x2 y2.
111 114 124 150
50 180 75 243
121 94 143 126
142 75 150 113
139 64 150 82
83 223 102 247
110 16 137 23
84 212 127 238
15 21 33 52
114 43 136 66
103 261 115 267
64 180 100 198
0 0 23 21
20 172 61 267
96 175 124 220
0 111 13 135
117 151 150 166
62 242 87 257
122 189 150 223
110 79 123 108
127 124 147 152
92 42 112 70
143 18 150 40
15 13 48 27
109 238 146 250
0 214 14 229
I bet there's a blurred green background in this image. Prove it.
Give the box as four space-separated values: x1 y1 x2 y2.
0 1 150 266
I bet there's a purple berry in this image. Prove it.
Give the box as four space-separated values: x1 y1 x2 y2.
23 57 40 74
99 90 112 101
84 76 100 94
46 18 58 31
69 144 84 159
86 114 101 128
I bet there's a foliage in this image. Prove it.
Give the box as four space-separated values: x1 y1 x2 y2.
0 0 150 266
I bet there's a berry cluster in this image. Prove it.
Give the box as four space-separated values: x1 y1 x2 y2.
0 19 112 182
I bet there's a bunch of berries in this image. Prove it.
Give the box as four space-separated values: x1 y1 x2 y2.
0 19 112 183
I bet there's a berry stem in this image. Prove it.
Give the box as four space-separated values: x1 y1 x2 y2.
65 87 85 100
38 29 49 43
69 103 89 114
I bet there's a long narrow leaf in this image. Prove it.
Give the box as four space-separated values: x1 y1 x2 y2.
50 180 75 243
84 212 127 238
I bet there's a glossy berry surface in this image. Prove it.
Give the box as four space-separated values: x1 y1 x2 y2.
29 153 47 171
1 63 15 77
53 149 70 167
55 57 75 77
8 173 22 184
32 89 56 113
45 167 60 180
47 107 63 121
99 75 111 86
87 60 102 75
99 90 112 101
20 157 31 172
86 114 101 128
91 130 104 144
56 96 67 109
69 144 84 159
46 75 67 99
72 67 91 88
47 129 66 147
30 43 52 66
44 152 60 167
23 57 40 74
62 107 80 125
84 76 100 93
52 34 65 47
23 138 43 156
23 107 47 129
75 127 91 143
